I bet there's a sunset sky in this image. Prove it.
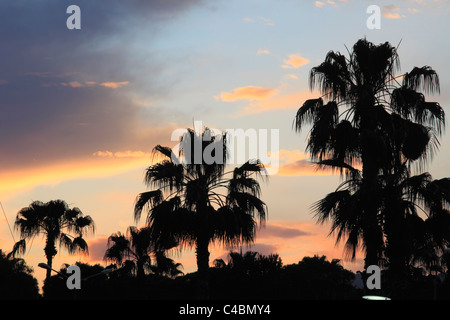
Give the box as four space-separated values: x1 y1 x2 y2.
1 0 450 289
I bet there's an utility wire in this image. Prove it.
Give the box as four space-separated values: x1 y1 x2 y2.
1 201 16 243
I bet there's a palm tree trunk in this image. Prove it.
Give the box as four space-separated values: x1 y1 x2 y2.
360 94 383 270
44 238 57 281
195 235 210 299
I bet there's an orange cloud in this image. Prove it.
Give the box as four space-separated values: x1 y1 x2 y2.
93 150 151 158
218 86 278 102
0 156 154 200
276 159 332 176
61 81 84 88
282 54 309 69
265 149 334 176
315 1 325 7
100 81 130 88
235 90 319 116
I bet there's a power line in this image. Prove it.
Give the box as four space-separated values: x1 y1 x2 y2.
1 201 16 243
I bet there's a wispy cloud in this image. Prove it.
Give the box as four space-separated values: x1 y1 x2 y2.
407 7 420 13
258 16 275 26
233 90 318 116
100 81 130 89
60 81 130 88
242 16 275 26
285 74 299 80
257 48 271 55
315 1 325 7
382 5 406 19
267 149 334 176
315 0 348 8
257 223 312 238
93 150 151 158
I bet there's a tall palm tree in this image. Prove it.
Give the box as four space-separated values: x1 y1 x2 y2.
295 38 445 268
11 200 94 281
134 126 267 298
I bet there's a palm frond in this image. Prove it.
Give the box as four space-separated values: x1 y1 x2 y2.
403 66 440 95
70 236 89 255
134 190 163 222
144 160 184 191
294 98 323 132
10 239 27 257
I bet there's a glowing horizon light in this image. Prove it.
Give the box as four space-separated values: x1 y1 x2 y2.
362 295 391 300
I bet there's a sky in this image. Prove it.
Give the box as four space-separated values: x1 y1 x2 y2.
1 0 450 290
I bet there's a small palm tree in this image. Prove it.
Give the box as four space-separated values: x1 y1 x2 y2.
12 200 94 281
215 250 282 275
152 251 184 278
104 226 152 279
134 126 268 298
104 226 181 279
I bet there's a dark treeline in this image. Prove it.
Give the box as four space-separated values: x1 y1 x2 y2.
2 250 450 300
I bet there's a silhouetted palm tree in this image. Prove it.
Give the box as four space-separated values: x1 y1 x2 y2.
134 126 267 298
314 164 450 281
295 39 445 268
104 226 182 279
152 251 184 278
214 250 282 275
105 226 152 279
11 200 94 281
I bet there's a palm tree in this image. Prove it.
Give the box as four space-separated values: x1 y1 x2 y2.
152 251 184 278
314 164 450 287
134 126 267 298
214 250 282 275
295 38 445 268
11 200 94 281
104 226 182 279
104 226 152 279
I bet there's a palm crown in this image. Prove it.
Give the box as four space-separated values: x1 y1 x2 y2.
12 199 94 281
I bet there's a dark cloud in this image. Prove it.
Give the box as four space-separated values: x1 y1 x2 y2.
257 224 312 239
0 0 203 170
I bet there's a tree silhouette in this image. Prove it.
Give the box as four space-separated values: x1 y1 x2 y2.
0 249 40 299
104 226 182 279
11 200 94 281
295 39 445 269
214 250 282 276
134 126 267 298
314 164 450 294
